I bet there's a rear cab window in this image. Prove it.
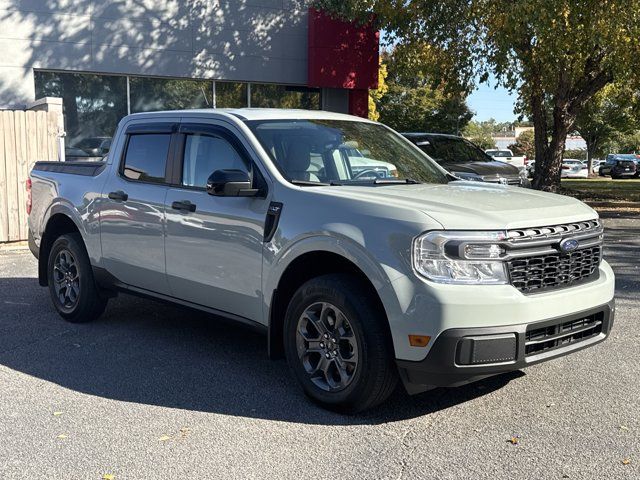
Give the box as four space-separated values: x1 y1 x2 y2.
122 134 171 183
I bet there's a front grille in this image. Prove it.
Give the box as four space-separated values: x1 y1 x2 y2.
508 246 601 293
507 219 601 242
482 175 521 185
525 312 604 357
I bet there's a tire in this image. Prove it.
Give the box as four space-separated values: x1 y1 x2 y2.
47 233 107 323
283 274 398 413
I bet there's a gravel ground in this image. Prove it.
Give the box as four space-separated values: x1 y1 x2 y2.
0 213 638 480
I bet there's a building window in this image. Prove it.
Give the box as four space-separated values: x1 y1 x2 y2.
34 71 323 158
215 82 248 108
129 77 213 113
251 84 321 110
34 71 127 146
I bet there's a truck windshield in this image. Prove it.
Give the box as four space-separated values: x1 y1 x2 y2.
418 137 494 164
485 150 512 157
246 119 448 185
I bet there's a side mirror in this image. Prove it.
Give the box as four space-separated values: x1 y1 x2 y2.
206 169 258 197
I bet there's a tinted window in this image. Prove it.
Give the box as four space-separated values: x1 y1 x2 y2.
123 134 171 183
417 137 491 164
182 134 247 187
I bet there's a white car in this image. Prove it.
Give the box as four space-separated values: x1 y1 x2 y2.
485 149 527 170
561 159 589 178
590 160 605 174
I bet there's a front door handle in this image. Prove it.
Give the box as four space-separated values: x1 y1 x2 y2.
108 190 128 201
171 200 197 212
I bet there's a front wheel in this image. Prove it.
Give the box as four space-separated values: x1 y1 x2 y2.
283 274 398 413
47 233 107 323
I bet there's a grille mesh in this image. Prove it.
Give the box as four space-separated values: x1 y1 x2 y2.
508 246 602 293
525 312 604 356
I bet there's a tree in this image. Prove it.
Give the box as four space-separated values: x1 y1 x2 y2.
464 119 513 138
575 84 639 174
468 135 496 150
377 84 472 133
508 130 535 159
374 48 472 133
368 60 388 121
315 0 640 191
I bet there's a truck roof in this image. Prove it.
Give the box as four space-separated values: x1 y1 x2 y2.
125 108 374 123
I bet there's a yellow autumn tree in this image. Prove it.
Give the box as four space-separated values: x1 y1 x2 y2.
368 59 388 121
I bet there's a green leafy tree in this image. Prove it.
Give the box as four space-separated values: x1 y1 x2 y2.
604 130 640 154
575 84 640 173
375 48 472 133
464 119 513 138
563 149 587 160
508 130 535 159
315 0 640 191
468 135 496 150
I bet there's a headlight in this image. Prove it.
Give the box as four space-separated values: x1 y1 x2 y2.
412 231 509 284
454 172 484 181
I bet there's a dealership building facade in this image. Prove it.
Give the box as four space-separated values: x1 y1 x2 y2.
0 0 378 145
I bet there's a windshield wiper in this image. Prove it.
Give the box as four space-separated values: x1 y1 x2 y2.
290 179 331 186
373 178 422 185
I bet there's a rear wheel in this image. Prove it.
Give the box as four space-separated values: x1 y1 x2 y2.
283 274 398 413
47 233 107 323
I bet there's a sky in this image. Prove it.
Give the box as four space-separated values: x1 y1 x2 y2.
467 81 519 122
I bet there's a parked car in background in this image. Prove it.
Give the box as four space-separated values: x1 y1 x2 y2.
65 146 104 162
28 109 614 413
590 159 605 174
484 148 527 170
561 159 589 179
404 133 529 187
65 147 92 161
340 145 399 178
72 136 112 157
610 159 637 179
600 154 639 177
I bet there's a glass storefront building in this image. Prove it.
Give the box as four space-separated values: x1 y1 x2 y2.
34 71 320 145
0 2 378 158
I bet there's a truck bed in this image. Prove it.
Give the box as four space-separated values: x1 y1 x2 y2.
32 161 107 177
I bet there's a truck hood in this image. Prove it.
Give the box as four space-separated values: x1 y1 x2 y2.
318 181 597 230
444 160 520 176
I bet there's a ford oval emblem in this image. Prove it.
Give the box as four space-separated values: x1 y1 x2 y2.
560 238 580 253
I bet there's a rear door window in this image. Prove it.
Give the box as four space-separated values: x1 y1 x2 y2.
122 134 171 183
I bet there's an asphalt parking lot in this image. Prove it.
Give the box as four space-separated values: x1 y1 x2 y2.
0 213 638 479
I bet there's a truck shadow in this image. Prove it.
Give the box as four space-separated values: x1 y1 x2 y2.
0 276 523 426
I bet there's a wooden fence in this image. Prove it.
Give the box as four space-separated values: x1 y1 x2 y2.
0 109 60 243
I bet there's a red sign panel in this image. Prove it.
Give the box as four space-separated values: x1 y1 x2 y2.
308 8 379 90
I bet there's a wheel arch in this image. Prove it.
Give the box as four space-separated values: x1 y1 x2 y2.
38 212 84 287
267 248 394 360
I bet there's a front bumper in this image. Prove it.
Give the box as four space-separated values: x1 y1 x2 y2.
396 300 615 394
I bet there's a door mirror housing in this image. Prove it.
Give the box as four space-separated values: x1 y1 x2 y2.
206 169 259 197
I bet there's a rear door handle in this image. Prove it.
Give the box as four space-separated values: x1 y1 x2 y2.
171 200 197 212
108 190 128 201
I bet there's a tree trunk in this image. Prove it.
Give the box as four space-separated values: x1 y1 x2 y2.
585 137 598 177
532 100 573 191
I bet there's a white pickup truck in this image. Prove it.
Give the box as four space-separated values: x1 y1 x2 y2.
485 148 527 170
